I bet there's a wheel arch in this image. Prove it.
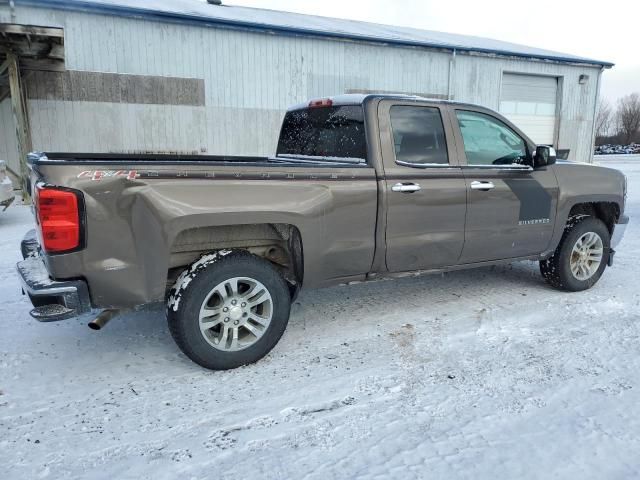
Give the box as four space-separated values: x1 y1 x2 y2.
567 201 621 234
166 223 304 298
545 197 622 257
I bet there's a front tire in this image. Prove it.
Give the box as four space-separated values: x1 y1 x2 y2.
167 250 291 370
540 216 610 292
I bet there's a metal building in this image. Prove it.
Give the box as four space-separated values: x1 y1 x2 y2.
0 0 612 185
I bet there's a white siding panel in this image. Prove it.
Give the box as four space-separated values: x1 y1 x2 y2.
29 101 207 154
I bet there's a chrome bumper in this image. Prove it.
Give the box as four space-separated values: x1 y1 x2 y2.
611 215 629 249
17 229 92 322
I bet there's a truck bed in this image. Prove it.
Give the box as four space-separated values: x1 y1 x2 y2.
26 150 379 308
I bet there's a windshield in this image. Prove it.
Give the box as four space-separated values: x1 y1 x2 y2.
276 105 367 162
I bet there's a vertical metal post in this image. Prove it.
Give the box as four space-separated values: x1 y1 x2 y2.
9 0 17 23
447 48 456 100
589 67 604 164
6 52 32 202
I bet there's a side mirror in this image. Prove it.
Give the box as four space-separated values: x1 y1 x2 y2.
534 145 557 168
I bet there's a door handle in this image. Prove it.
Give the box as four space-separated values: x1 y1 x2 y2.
392 183 421 193
470 181 495 191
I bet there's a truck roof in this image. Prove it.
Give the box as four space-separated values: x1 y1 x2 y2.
287 93 470 111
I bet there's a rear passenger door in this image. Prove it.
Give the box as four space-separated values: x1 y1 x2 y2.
378 100 467 272
451 107 559 263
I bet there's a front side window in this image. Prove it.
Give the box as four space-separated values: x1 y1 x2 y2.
390 106 449 165
455 110 528 166
277 106 366 160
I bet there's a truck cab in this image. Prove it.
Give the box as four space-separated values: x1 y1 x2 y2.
373 96 559 271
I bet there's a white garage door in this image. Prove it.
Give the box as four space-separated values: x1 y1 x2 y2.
500 73 557 145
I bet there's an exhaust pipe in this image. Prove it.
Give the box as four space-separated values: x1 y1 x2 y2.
88 309 120 331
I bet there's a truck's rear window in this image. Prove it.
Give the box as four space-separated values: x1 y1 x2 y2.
276 106 367 161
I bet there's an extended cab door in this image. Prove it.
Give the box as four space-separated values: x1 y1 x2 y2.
378 100 467 272
451 107 559 263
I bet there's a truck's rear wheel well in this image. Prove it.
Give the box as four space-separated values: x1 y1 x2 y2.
568 202 620 233
166 224 303 298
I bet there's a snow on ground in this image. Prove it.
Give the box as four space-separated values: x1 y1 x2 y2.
1 162 640 480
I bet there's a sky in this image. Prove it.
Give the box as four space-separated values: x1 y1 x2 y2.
226 0 638 106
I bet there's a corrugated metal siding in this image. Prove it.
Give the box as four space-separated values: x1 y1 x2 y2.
1 5 601 163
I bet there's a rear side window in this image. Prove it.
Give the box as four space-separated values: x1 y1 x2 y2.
390 106 449 165
277 106 367 160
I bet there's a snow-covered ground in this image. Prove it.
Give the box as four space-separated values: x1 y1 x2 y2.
595 154 640 163
1 162 639 480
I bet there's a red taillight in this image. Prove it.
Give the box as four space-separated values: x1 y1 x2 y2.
36 186 82 253
309 98 333 108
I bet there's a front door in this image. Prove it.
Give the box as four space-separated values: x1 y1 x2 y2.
451 108 559 264
379 100 467 272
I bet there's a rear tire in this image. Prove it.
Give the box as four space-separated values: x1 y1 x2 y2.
540 216 610 292
167 250 291 370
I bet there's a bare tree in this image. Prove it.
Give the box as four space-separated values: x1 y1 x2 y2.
595 98 613 139
616 93 640 144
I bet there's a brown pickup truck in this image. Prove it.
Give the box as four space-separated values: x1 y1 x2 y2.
17 94 628 370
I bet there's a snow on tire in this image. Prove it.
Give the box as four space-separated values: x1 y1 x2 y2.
167 250 291 370
540 216 611 292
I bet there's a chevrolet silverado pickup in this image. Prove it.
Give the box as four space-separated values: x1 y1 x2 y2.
17 94 629 370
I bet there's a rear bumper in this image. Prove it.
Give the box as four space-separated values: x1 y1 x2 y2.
17 229 92 322
611 215 629 249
